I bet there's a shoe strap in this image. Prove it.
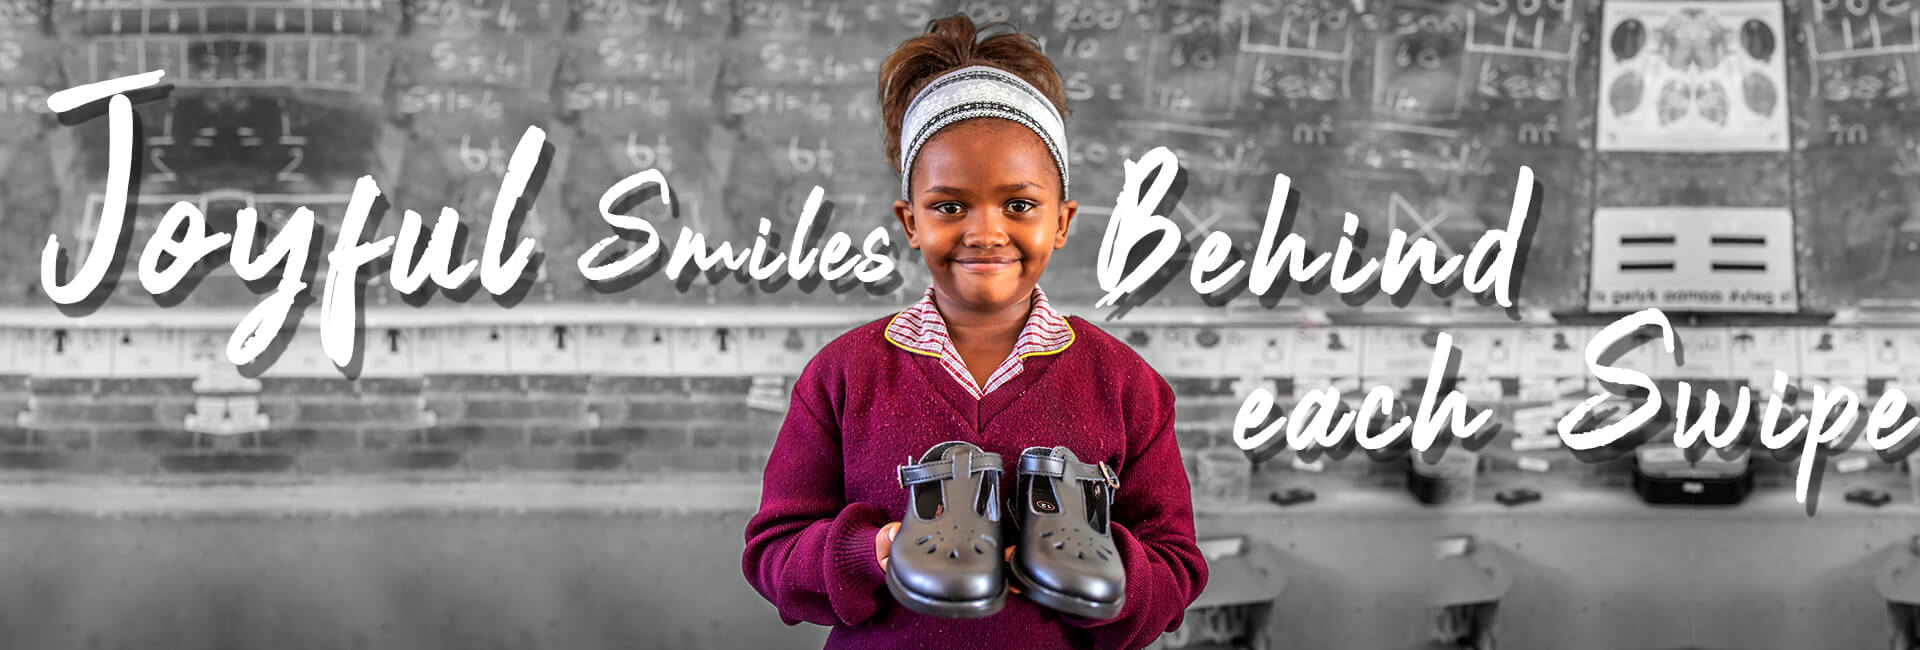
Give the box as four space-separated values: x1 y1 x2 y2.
897 451 1004 488
1018 454 1120 491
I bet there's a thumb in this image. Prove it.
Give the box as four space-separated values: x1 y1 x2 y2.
876 523 899 569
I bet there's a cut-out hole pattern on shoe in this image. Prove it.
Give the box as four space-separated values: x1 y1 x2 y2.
887 441 1010 619
1008 445 1127 620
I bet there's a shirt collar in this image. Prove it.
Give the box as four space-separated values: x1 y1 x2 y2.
884 284 1074 360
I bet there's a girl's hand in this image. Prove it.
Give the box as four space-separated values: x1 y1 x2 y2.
877 521 1020 594
877 504 945 572
875 522 901 572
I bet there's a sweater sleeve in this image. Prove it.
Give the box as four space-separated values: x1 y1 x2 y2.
741 364 893 627
1059 405 1210 650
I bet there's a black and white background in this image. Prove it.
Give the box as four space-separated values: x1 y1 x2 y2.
2 0 1920 648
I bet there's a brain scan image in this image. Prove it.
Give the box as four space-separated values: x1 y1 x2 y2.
1696 79 1729 124
1656 9 1733 71
1657 79 1689 124
1743 70 1777 116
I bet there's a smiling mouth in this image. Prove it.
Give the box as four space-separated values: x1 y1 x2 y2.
954 257 1019 273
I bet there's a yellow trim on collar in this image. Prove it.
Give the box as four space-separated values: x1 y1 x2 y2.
1018 316 1075 359
883 310 945 358
882 304 1075 361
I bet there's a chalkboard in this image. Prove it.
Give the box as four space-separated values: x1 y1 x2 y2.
0 0 58 306
4 0 1911 315
1788 0 1920 307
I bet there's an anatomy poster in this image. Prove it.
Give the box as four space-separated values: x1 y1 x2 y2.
1597 1 1788 152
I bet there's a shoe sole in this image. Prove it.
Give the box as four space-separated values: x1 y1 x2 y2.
885 564 1008 619
1007 553 1124 620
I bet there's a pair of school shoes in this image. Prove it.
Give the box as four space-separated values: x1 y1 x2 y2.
885 441 1125 621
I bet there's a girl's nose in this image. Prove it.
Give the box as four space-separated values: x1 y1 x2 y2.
961 213 1010 248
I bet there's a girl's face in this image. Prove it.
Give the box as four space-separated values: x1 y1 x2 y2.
893 119 1078 316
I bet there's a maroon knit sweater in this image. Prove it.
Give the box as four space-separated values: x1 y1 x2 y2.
741 313 1209 649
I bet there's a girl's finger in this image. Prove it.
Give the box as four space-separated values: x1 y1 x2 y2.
1003 546 1020 594
876 523 901 573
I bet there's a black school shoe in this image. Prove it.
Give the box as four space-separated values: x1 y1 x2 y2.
1008 446 1126 620
886 441 1009 618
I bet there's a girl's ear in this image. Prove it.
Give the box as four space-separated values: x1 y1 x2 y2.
1053 200 1077 249
893 199 920 249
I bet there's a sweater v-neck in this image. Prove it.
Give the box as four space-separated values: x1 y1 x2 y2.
882 285 1074 432
903 338 1063 432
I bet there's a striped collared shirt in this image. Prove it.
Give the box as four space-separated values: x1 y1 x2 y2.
883 285 1075 399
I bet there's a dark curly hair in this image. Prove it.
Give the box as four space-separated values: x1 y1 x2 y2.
877 13 1071 182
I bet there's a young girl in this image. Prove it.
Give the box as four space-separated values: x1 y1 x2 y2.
742 14 1208 649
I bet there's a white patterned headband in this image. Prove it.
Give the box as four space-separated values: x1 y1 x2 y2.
898 64 1069 202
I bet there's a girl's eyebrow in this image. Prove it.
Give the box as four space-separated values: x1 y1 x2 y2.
924 182 1040 196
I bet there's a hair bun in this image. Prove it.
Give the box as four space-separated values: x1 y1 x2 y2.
920 15 981 66
878 13 1069 178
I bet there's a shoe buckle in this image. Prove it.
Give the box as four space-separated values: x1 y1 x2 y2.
897 456 911 489
1098 462 1119 491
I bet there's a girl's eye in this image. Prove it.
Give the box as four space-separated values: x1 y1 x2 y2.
1007 200 1036 213
934 203 964 215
